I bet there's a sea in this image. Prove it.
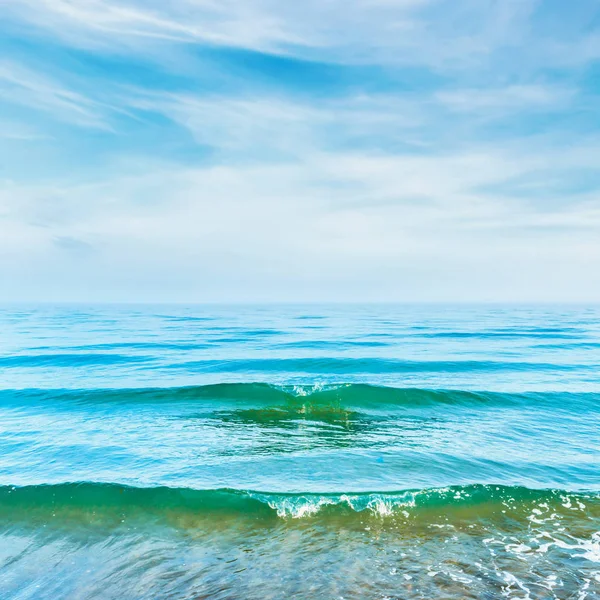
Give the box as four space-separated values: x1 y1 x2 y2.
0 304 599 599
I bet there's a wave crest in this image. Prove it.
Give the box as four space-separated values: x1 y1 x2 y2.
1 483 597 523
1 383 596 414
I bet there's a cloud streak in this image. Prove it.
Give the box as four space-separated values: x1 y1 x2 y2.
1 0 599 301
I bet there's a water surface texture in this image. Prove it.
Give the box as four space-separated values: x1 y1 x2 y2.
1 305 599 599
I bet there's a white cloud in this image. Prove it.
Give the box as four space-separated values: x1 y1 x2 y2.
121 89 426 159
436 84 574 113
2 135 599 301
2 0 600 301
0 120 48 141
2 0 577 72
1 0 427 56
0 60 112 129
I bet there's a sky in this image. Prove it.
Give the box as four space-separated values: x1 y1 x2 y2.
1 0 600 303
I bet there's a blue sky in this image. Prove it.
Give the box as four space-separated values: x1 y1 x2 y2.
1 0 600 302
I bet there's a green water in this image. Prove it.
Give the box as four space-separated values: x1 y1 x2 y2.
1 305 599 598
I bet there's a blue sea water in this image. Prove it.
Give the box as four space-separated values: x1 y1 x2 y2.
0 304 599 599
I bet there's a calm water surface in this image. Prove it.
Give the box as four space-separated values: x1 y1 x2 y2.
1 304 599 599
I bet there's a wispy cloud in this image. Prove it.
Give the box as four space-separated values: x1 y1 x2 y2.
0 60 113 129
1 0 424 57
5 0 599 72
1 0 599 301
436 84 575 114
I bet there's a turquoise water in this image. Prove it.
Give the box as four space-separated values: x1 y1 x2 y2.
1 305 599 598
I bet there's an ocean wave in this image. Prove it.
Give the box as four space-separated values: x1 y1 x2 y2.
273 340 391 349
2 352 592 372
0 483 597 523
0 353 150 367
169 357 585 374
416 330 583 339
0 383 597 413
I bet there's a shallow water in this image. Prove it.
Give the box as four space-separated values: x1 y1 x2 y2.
1 305 599 598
